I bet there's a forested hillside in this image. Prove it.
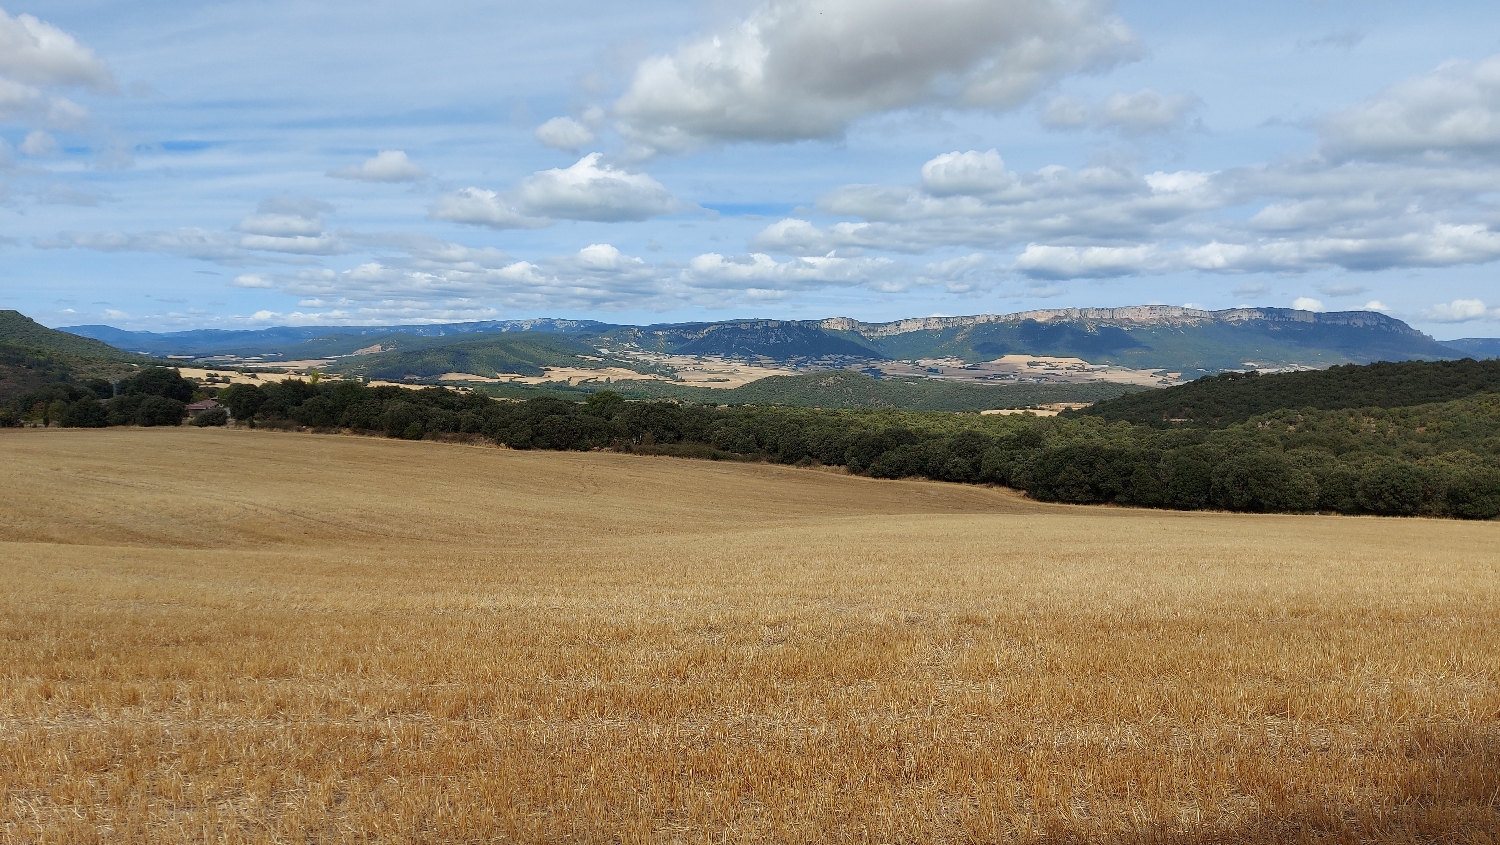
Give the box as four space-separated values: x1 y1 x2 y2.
598 370 1136 411
0 311 156 401
1078 359 1500 427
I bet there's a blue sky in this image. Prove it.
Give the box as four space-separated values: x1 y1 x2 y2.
3 0 1500 336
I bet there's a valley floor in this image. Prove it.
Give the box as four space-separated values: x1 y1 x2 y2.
2 429 1497 842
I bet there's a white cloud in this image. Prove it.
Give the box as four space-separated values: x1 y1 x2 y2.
428 187 548 230
612 0 1139 153
752 128 1500 280
0 76 88 128
0 10 113 131
1014 244 1166 279
920 149 1013 196
0 10 114 90
434 154 681 228
1042 88 1199 134
1291 297 1324 312
328 150 429 182
683 251 902 291
229 197 347 254
1363 300 1391 312
517 153 681 221
19 129 57 156
282 243 672 312
1321 54 1500 160
534 117 597 151
235 213 323 237
237 234 347 255
230 274 275 289
1424 298 1500 322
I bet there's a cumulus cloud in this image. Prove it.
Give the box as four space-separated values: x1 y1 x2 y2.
1320 54 1500 160
684 251 902 291
1424 298 1500 322
0 10 113 130
432 154 681 229
534 117 597 152
0 10 114 90
752 130 1500 280
227 197 347 254
1291 297 1324 312
518 153 681 221
753 155 1222 255
19 129 57 156
613 0 1139 153
282 243 672 312
428 187 548 230
732 57 1500 289
328 150 429 182
1042 88 1199 134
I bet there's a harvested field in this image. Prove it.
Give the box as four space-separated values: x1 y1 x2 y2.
1 428 1497 843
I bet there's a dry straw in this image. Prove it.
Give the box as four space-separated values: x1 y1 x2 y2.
2 428 1497 842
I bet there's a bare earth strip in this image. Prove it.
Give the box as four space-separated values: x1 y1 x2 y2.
1 428 1497 843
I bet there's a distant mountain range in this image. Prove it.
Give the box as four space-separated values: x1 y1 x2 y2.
61 305 1496 375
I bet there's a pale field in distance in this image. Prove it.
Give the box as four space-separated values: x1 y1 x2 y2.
1 428 1497 843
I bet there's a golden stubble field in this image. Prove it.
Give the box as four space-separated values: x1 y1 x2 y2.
1 428 1497 844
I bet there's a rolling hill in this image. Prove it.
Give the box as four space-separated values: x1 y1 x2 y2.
0 311 156 400
1074 357 1500 427
326 333 656 380
1 311 156 363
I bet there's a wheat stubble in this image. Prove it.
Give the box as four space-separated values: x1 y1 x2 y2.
2 428 1497 843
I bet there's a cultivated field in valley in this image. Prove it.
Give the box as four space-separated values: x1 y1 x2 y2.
1 428 1497 843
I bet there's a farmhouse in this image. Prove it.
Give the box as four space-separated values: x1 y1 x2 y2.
185 399 225 419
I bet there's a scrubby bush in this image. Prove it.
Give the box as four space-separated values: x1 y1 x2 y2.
61 398 108 428
190 408 228 427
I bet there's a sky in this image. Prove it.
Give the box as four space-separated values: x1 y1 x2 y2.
2 0 1499 337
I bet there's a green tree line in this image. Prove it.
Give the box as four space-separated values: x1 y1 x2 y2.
9 367 1498 520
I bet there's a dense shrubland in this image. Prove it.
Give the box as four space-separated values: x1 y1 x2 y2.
8 365 1499 519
